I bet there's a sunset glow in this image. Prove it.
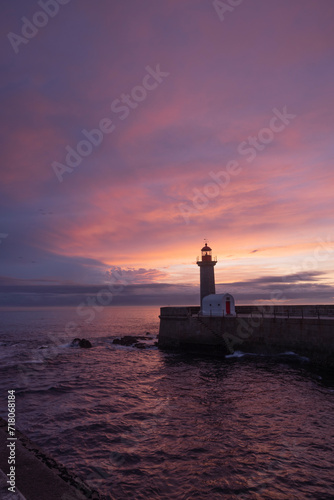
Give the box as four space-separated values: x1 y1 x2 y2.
1 0 334 305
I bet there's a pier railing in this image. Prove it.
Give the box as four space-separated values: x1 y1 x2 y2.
235 305 334 319
160 305 334 320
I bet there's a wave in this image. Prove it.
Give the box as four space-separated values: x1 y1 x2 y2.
16 384 74 395
226 350 310 362
279 351 310 361
225 350 256 358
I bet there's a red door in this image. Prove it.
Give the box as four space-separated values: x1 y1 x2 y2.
226 298 231 315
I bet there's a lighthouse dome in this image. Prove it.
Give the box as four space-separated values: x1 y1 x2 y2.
201 243 212 252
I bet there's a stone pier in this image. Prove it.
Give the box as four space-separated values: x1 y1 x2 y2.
158 305 334 370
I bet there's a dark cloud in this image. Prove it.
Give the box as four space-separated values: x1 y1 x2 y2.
222 271 327 287
106 266 168 284
1 271 334 307
0 282 198 307
216 271 334 303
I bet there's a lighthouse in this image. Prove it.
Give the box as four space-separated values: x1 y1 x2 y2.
196 243 217 304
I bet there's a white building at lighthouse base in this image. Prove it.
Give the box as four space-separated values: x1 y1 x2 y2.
201 293 236 317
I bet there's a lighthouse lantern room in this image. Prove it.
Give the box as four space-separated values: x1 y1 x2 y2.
201 243 213 262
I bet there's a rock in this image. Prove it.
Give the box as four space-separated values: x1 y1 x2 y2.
112 335 138 346
112 336 149 349
134 342 146 349
71 338 92 348
79 338 92 348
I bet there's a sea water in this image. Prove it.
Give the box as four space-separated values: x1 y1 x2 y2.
0 306 333 499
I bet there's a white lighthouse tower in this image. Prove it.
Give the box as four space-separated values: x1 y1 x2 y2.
196 242 217 304
197 242 236 316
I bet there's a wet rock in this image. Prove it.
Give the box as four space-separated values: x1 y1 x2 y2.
80 338 92 348
112 335 138 346
71 338 92 348
112 336 148 348
134 342 146 349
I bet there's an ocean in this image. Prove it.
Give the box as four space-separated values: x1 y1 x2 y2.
0 306 333 499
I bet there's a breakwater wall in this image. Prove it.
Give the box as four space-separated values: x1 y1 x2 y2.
235 304 334 317
0 417 101 500
158 306 334 370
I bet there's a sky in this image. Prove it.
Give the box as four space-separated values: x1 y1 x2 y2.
1 0 334 306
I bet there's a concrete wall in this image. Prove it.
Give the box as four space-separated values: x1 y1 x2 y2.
235 304 334 317
158 306 334 369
